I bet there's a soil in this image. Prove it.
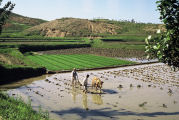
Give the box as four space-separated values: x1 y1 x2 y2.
1 63 179 120
24 18 120 37
38 48 146 59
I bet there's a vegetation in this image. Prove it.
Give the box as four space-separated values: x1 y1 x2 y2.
91 39 145 50
0 47 39 66
0 92 49 120
0 0 15 33
145 0 179 68
100 34 147 42
38 48 146 59
27 54 135 71
0 48 46 84
1 13 47 36
22 17 164 38
92 19 164 35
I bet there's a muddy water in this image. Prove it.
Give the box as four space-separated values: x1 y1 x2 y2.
1 63 179 120
116 57 158 63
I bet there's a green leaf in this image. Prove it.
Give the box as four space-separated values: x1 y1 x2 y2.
157 51 161 56
145 38 149 44
153 45 158 50
146 55 150 59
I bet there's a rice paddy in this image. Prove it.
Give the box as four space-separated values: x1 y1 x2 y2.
27 54 134 71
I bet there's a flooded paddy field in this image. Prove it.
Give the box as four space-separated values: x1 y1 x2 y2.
1 63 179 120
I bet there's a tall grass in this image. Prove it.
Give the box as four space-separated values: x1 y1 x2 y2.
0 92 49 120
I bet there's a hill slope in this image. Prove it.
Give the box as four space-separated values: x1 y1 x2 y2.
2 13 47 33
23 18 164 37
23 18 121 37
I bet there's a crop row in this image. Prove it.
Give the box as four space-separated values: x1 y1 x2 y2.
27 54 134 71
0 39 85 42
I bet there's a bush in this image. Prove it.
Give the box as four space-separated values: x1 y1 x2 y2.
145 0 179 69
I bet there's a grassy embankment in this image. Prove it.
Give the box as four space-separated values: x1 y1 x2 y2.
0 92 49 120
0 48 46 84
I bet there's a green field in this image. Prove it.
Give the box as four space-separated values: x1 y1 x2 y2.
27 54 134 71
91 39 146 50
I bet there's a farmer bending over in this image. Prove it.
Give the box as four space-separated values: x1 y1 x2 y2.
71 68 78 85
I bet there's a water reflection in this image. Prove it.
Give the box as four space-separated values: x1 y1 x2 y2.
70 84 104 110
82 93 88 110
70 85 79 103
92 94 103 105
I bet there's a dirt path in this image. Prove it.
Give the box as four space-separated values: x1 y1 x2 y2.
1 63 179 120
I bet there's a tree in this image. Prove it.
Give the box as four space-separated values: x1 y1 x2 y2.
0 0 15 34
145 0 179 69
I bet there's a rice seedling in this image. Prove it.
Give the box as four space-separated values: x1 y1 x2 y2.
27 54 134 71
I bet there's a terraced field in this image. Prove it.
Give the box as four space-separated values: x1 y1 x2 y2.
27 54 134 71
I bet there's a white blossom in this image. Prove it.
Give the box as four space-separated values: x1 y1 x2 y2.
148 35 152 40
157 29 161 34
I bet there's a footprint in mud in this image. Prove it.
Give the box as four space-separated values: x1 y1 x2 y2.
45 79 49 82
174 101 177 104
105 78 108 80
56 83 60 86
113 105 117 107
65 88 70 90
162 104 167 108
28 88 32 91
106 102 110 105
64 82 68 85
168 88 173 94
118 84 123 89
100 76 104 78
137 85 142 88
139 102 147 107
153 85 156 88
90 73 94 75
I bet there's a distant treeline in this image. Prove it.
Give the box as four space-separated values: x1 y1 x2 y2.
18 44 91 53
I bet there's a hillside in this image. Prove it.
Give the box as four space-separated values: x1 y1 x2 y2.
23 18 164 37
23 18 121 37
2 13 47 34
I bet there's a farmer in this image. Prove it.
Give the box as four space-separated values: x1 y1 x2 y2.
71 68 78 85
82 74 90 93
